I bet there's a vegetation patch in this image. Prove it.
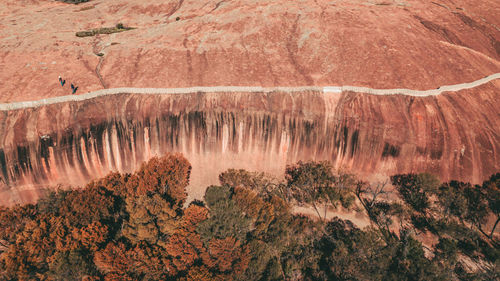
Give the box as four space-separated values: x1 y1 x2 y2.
0 155 498 280
75 23 134 38
56 0 90 4
75 5 95 12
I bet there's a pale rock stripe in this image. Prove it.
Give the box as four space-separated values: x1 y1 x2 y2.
0 73 498 111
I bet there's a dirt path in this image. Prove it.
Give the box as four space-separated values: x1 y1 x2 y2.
293 205 372 228
0 73 498 111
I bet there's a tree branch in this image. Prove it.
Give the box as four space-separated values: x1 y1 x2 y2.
489 216 499 239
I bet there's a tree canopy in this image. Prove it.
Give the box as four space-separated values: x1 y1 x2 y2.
0 155 497 280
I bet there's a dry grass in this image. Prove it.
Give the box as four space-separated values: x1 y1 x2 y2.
75 5 95 12
76 24 134 37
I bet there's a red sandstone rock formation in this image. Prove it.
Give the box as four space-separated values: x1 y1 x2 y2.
0 0 499 205
0 0 499 102
1 87 499 206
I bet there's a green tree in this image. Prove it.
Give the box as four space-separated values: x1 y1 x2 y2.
391 173 440 214
481 173 500 239
48 249 98 281
285 161 355 221
385 229 445 281
197 186 251 242
436 181 469 221
219 169 285 200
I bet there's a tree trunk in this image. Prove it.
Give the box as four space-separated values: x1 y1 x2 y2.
489 216 500 239
312 201 323 221
324 201 328 221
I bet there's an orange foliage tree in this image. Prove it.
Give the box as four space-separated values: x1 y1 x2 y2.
126 154 191 208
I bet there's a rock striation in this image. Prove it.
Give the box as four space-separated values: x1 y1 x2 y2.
0 0 499 205
1 84 499 206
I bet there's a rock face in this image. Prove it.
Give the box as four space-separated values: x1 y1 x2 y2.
1 85 499 206
0 0 499 205
0 0 499 102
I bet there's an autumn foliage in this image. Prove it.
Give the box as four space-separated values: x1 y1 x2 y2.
0 155 498 280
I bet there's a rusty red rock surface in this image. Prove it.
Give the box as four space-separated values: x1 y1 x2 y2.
1 87 499 206
0 0 499 102
0 0 499 206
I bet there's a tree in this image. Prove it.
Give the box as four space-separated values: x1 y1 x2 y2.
242 240 276 281
197 186 251 242
436 180 496 243
94 242 131 276
161 204 211 274
72 221 109 252
0 204 37 250
91 171 129 197
122 193 178 244
317 218 390 280
163 231 201 272
391 173 439 214
126 154 191 209
219 169 284 200
436 181 469 221
179 266 224 281
208 237 250 274
285 161 355 221
482 173 500 239
127 243 173 280
47 249 98 281
433 237 459 269
384 229 445 281
58 185 116 228
1 156 497 280
232 187 271 235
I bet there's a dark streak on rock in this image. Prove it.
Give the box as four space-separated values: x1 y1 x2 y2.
414 15 468 48
0 149 9 185
382 143 400 158
351 129 359 158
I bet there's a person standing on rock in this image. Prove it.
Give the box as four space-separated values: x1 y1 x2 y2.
71 83 78 94
58 76 65 86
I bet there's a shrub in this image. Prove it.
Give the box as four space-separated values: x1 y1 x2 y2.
76 25 134 38
56 0 90 4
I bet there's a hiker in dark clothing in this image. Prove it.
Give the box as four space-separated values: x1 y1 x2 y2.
71 84 78 94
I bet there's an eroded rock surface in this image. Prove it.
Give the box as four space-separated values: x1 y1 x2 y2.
0 0 499 205
0 0 499 102
1 86 499 206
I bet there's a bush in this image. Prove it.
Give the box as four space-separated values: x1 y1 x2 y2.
56 0 90 4
76 25 133 38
